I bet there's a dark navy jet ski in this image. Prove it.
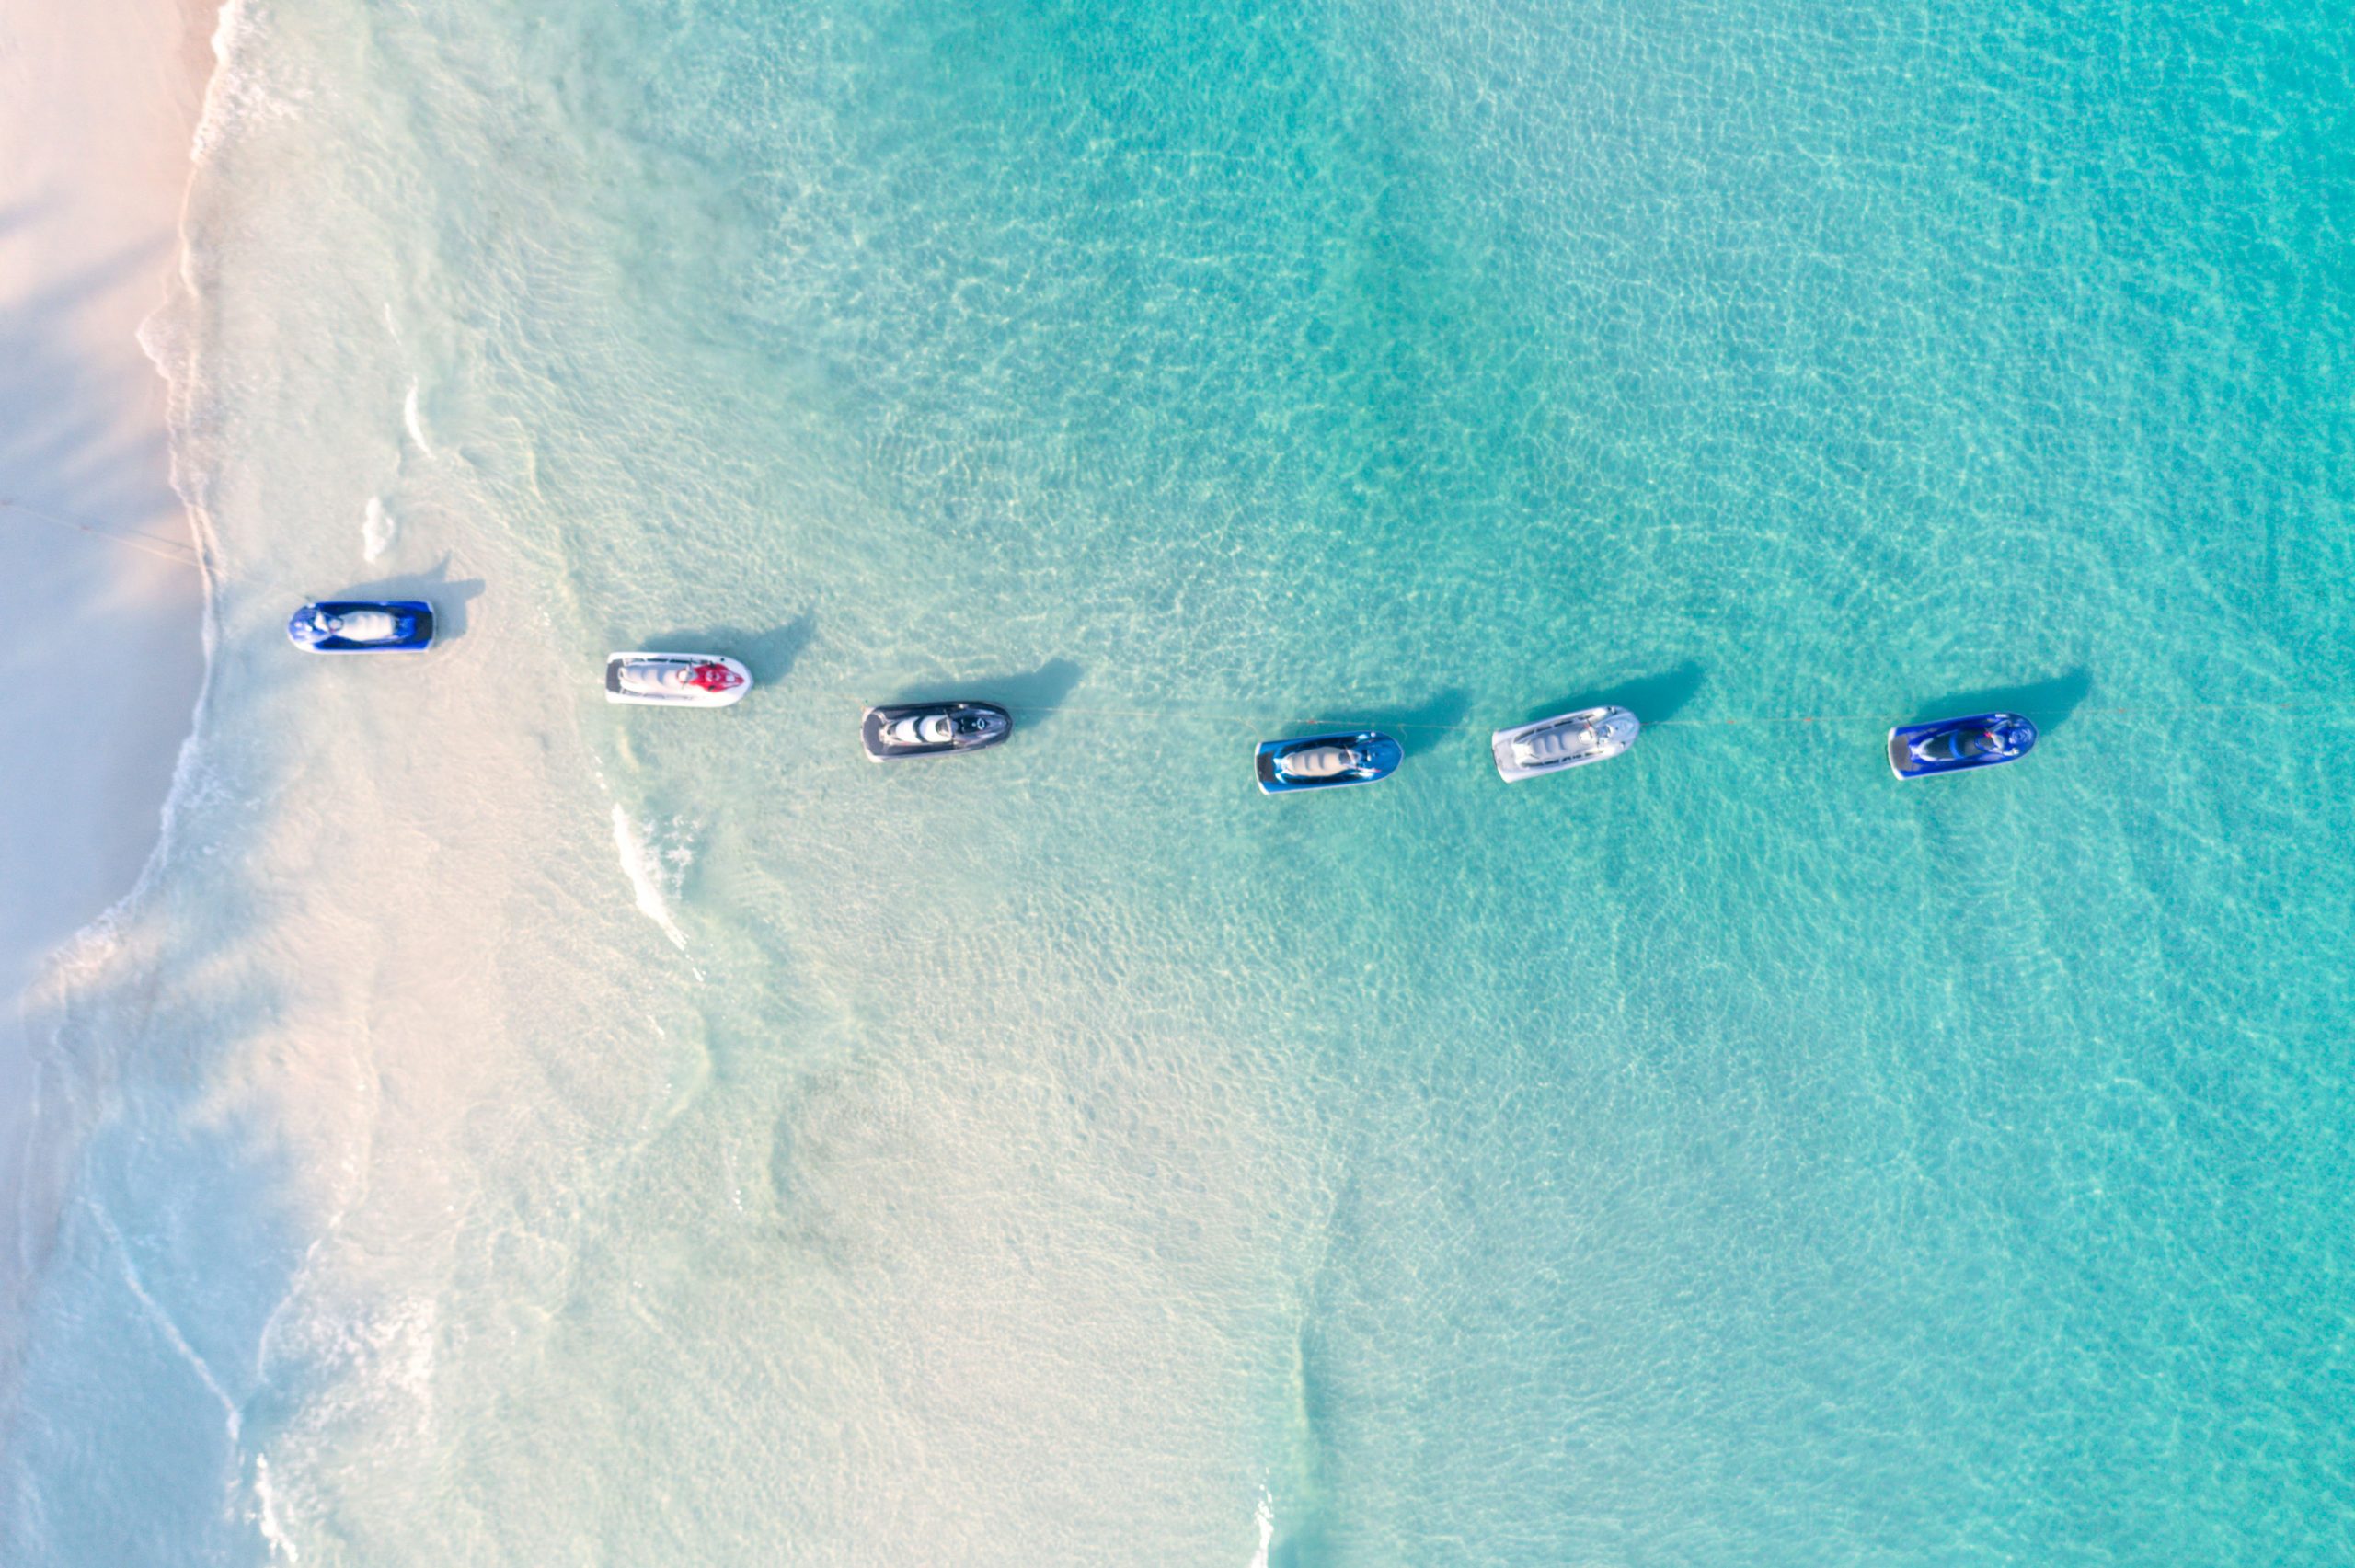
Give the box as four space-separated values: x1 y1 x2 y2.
1887 711 2038 779
861 701 1013 761
1254 731 1402 795
287 601 434 653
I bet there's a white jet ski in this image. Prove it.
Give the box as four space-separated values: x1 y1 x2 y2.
1490 704 1639 782
604 652 752 707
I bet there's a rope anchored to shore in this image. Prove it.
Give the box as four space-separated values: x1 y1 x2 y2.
18 503 2339 739
969 696 2352 735
0 498 205 568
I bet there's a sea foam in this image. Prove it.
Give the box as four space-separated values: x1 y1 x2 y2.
610 806 694 951
361 495 396 560
401 379 431 455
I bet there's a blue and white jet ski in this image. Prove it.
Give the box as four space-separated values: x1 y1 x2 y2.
1887 711 2038 779
287 601 434 653
1253 731 1402 795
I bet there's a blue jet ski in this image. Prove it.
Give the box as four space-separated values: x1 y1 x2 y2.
1887 711 2038 779
1254 731 1402 795
288 601 434 653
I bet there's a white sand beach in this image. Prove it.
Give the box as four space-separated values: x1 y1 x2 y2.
0 0 214 1248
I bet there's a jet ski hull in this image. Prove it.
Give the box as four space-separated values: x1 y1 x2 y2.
861 702 1014 761
1490 705 1639 782
287 601 434 653
1253 731 1403 795
604 652 753 707
1887 712 2038 778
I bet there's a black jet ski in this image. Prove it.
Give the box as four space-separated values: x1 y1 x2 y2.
860 701 1013 761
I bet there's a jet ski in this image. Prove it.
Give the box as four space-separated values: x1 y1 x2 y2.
1491 704 1638 783
604 652 752 707
1254 731 1403 795
1887 711 2038 779
287 600 434 653
860 701 1013 761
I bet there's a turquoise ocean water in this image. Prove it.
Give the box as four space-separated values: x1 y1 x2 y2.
6 0 2351 1561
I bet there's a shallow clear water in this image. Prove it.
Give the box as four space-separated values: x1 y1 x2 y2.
7 0 2352 1562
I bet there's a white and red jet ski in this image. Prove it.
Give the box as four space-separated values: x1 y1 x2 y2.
603 652 752 707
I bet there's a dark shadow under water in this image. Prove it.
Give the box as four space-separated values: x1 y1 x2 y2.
1909 667 2092 735
642 611 818 684
1521 659 1706 727
897 656 1086 721
1297 688 1470 758
336 555 488 642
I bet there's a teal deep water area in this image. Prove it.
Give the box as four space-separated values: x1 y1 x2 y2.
6 0 2351 1562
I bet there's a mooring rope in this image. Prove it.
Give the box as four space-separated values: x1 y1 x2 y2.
967 696 2352 735
16 500 2340 737
0 498 206 568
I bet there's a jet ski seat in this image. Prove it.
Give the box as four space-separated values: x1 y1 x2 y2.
1518 725 1591 764
335 611 398 642
1285 746 1355 778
